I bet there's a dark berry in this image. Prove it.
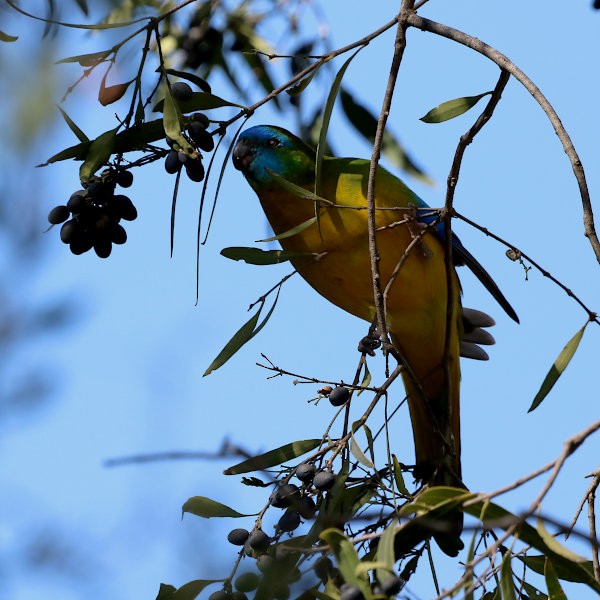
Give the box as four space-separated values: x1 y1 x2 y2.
86 180 112 202
270 483 300 508
227 528 249 546
188 122 215 152
209 592 230 600
94 239 112 259
248 529 270 552
177 151 188 164
329 386 350 407
273 584 290 600
67 191 87 214
60 220 79 244
295 463 316 483
110 223 127 245
184 157 205 182
113 195 137 221
340 584 364 600
313 471 335 491
48 205 70 225
230 593 248 600
171 81 193 101
117 170 134 188
298 496 317 519
234 572 260 593
165 150 182 174
379 575 403 596
277 511 301 532
313 556 333 582
190 112 210 128
70 238 93 255
256 554 275 573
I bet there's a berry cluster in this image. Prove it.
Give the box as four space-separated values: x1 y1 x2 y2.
164 83 215 183
181 12 223 70
48 170 136 258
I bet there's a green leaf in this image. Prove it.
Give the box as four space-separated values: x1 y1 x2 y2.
357 363 371 395
267 170 333 205
153 91 244 113
320 529 370 596
392 454 409 496
79 127 117 182
0 30 18 43
375 519 397 585
182 496 251 518
350 432 374 469
255 216 318 243
224 439 322 475
57 106 89 142
340 88 431 184
528 325 586 412
286 66 321 96
544 558 567 600
363 423 375 466
171 580 221 600
316 49 361 196
419 92 492 123
220 246 312 265
500 551 517 600
162 84 194 156
156 583 177 599
535 518 588 563
203 291 279 376
520 554 596 584
521 581 548 600
56 49 111 66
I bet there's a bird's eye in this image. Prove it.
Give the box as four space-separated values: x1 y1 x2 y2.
267 137 281 149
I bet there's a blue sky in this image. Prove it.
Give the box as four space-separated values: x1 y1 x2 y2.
2 2 600 599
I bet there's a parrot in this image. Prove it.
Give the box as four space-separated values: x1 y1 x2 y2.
232 124 518 555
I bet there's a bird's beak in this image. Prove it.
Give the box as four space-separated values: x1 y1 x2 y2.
232 139 254 172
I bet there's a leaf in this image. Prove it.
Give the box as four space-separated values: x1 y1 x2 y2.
363 424 375 466
162 84 194 156
156 583 177 599
203 291 280 376
0 31 18 43
544 558 567 600
528 325 586 412
79 127 117 181
171 580 221 600
419 92 492 123
286 66 321 96
267 170 333 205
500 551 517 600
392 454 409 496
320 529 370 596
535 518 588 563
98 74 132 106
220 247 312 265
375 519 398 585
56 49 111 66
181 496 251 518
520 555 596 584
153 91 244 113
57 106 89 142
340 88 431 184
357 363 371 396
164 69 211 93
521 581 548 600
224 439 322 475
316 49 361 196
350 432 374 469
73 0 89 15
255 216 318 243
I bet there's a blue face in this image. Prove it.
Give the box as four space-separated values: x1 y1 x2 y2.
232 125 315 186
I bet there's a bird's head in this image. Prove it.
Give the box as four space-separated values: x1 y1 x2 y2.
232 125 315 188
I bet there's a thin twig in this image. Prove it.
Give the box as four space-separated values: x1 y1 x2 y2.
406 13 600 264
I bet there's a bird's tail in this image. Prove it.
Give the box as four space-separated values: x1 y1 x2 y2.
393 332 465 556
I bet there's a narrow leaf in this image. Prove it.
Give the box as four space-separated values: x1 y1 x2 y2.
286 66 321 96
202 306 262 376
536 518 588 563
520 554 596 584
255 216 318 242
153 92 244 113
156 583 177 599
350 432 374 469
182 496 251 518
57 106 89 142
522 581 548 600
375 519 397 585
0 31 18 42
79 127 117 181
162 84 194 155
172 580 221 600
420 92 492 123
73 0 89 15
224 439 322 475
528 325 586 412
363 423 375 466
500 551 517 600
220 247 312 265
392 454 409 496
357 363 371 396
544 558 567 600
267 170 333 205
56 49 111 66
164 69 211 93
316 49 361 196
320 529 369 594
